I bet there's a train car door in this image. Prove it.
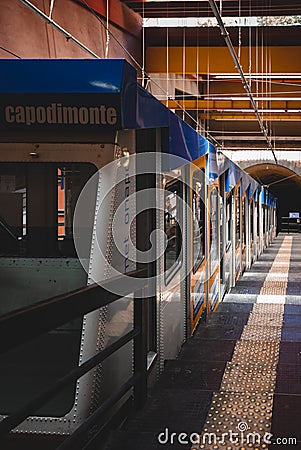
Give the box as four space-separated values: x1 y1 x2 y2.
189 160 206 334
234 183 242 281
158 171 186 365
208 183 220 312
219 172 230 297
249 197 255 266
225 190 234 288
241 193 247 273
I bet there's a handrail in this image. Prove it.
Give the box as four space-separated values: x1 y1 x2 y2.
57 373 141 450
0 268 149 443
0 328 140 437
0 268 147 354
0 216 18 241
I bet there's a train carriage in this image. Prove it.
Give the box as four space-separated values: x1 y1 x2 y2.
0 58 276 437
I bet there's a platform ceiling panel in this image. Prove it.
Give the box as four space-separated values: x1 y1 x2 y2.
146 46 301 74
123 1 301 152
122 0 301 18
145 26 301 48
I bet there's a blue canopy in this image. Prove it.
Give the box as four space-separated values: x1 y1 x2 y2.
0 58 212 163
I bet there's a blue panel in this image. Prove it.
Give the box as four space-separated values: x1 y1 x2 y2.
254 188 259 202
217 151 231 178
247 185 251 200
241 172 250 196
229 161 241 189
181 119 210 161
260 187 265 204
225 169 231 192
0 59 134 93
129 84 169 129
248 179 258 200
207 142 218 180
168 115 210 163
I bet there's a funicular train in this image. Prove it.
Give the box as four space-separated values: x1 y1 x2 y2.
0 59 276 436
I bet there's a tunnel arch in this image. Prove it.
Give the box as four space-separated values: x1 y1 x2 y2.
242 161 301 231
239 159 301 180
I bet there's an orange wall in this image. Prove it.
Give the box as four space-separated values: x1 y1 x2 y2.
0 0 142 64
81 0 142 37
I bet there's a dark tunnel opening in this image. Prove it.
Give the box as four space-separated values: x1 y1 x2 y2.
245 163 301 232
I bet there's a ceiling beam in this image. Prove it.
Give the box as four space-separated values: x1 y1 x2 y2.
201 114 301 121
122 1 301 17
146 46 301 74
161 99 301 111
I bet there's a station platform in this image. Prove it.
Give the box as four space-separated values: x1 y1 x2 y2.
104 233 301 450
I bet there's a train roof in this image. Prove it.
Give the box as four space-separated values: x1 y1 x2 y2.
0 58 275 204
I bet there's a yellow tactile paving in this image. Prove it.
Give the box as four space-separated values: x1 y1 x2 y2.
196 392 274 450
220 361 277 392
240 325 282 342
193 236 292 450
231 341 280 366
247 313 283 327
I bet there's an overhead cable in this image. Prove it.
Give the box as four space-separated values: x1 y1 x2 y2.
19 0 100 58
18 0 220 146
0 46 21 59
208 0 278 164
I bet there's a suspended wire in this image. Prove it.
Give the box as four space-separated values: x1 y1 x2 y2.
153 89 301 98
19 0 100 58
105 0 109 58
196 10 200 134
49 0 55 19
248 0 252 89
0 46 21 59
142 0 146 88
238 0 242 62
166 27 169 108
267 173 298 187
17 0 219 146
208 0 277 164
208 80 301 89
79 0 143 69
255 22 259 102
206 4 211 141
183 28 186 121
268 0 273 148
80 0 211 137
204 90 301 97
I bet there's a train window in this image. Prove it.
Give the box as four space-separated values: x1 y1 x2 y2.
164 180 182 283
242 197 246 247
236 187 241 247
250 202 254 242
192 171 205 273
0 162 97 257
210 188 219 275
0 162 97 417
226 193 232 244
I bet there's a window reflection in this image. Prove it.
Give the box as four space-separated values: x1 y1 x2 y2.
236 187 241 247
192 171 205 273
164 180 182 282
210 188 219 274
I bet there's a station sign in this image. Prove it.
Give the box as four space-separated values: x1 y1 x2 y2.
0 93 122 141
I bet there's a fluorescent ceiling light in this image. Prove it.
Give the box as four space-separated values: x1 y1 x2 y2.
212 75 301 79
144 16 301 28
220 109 287 113
207 97 301 101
